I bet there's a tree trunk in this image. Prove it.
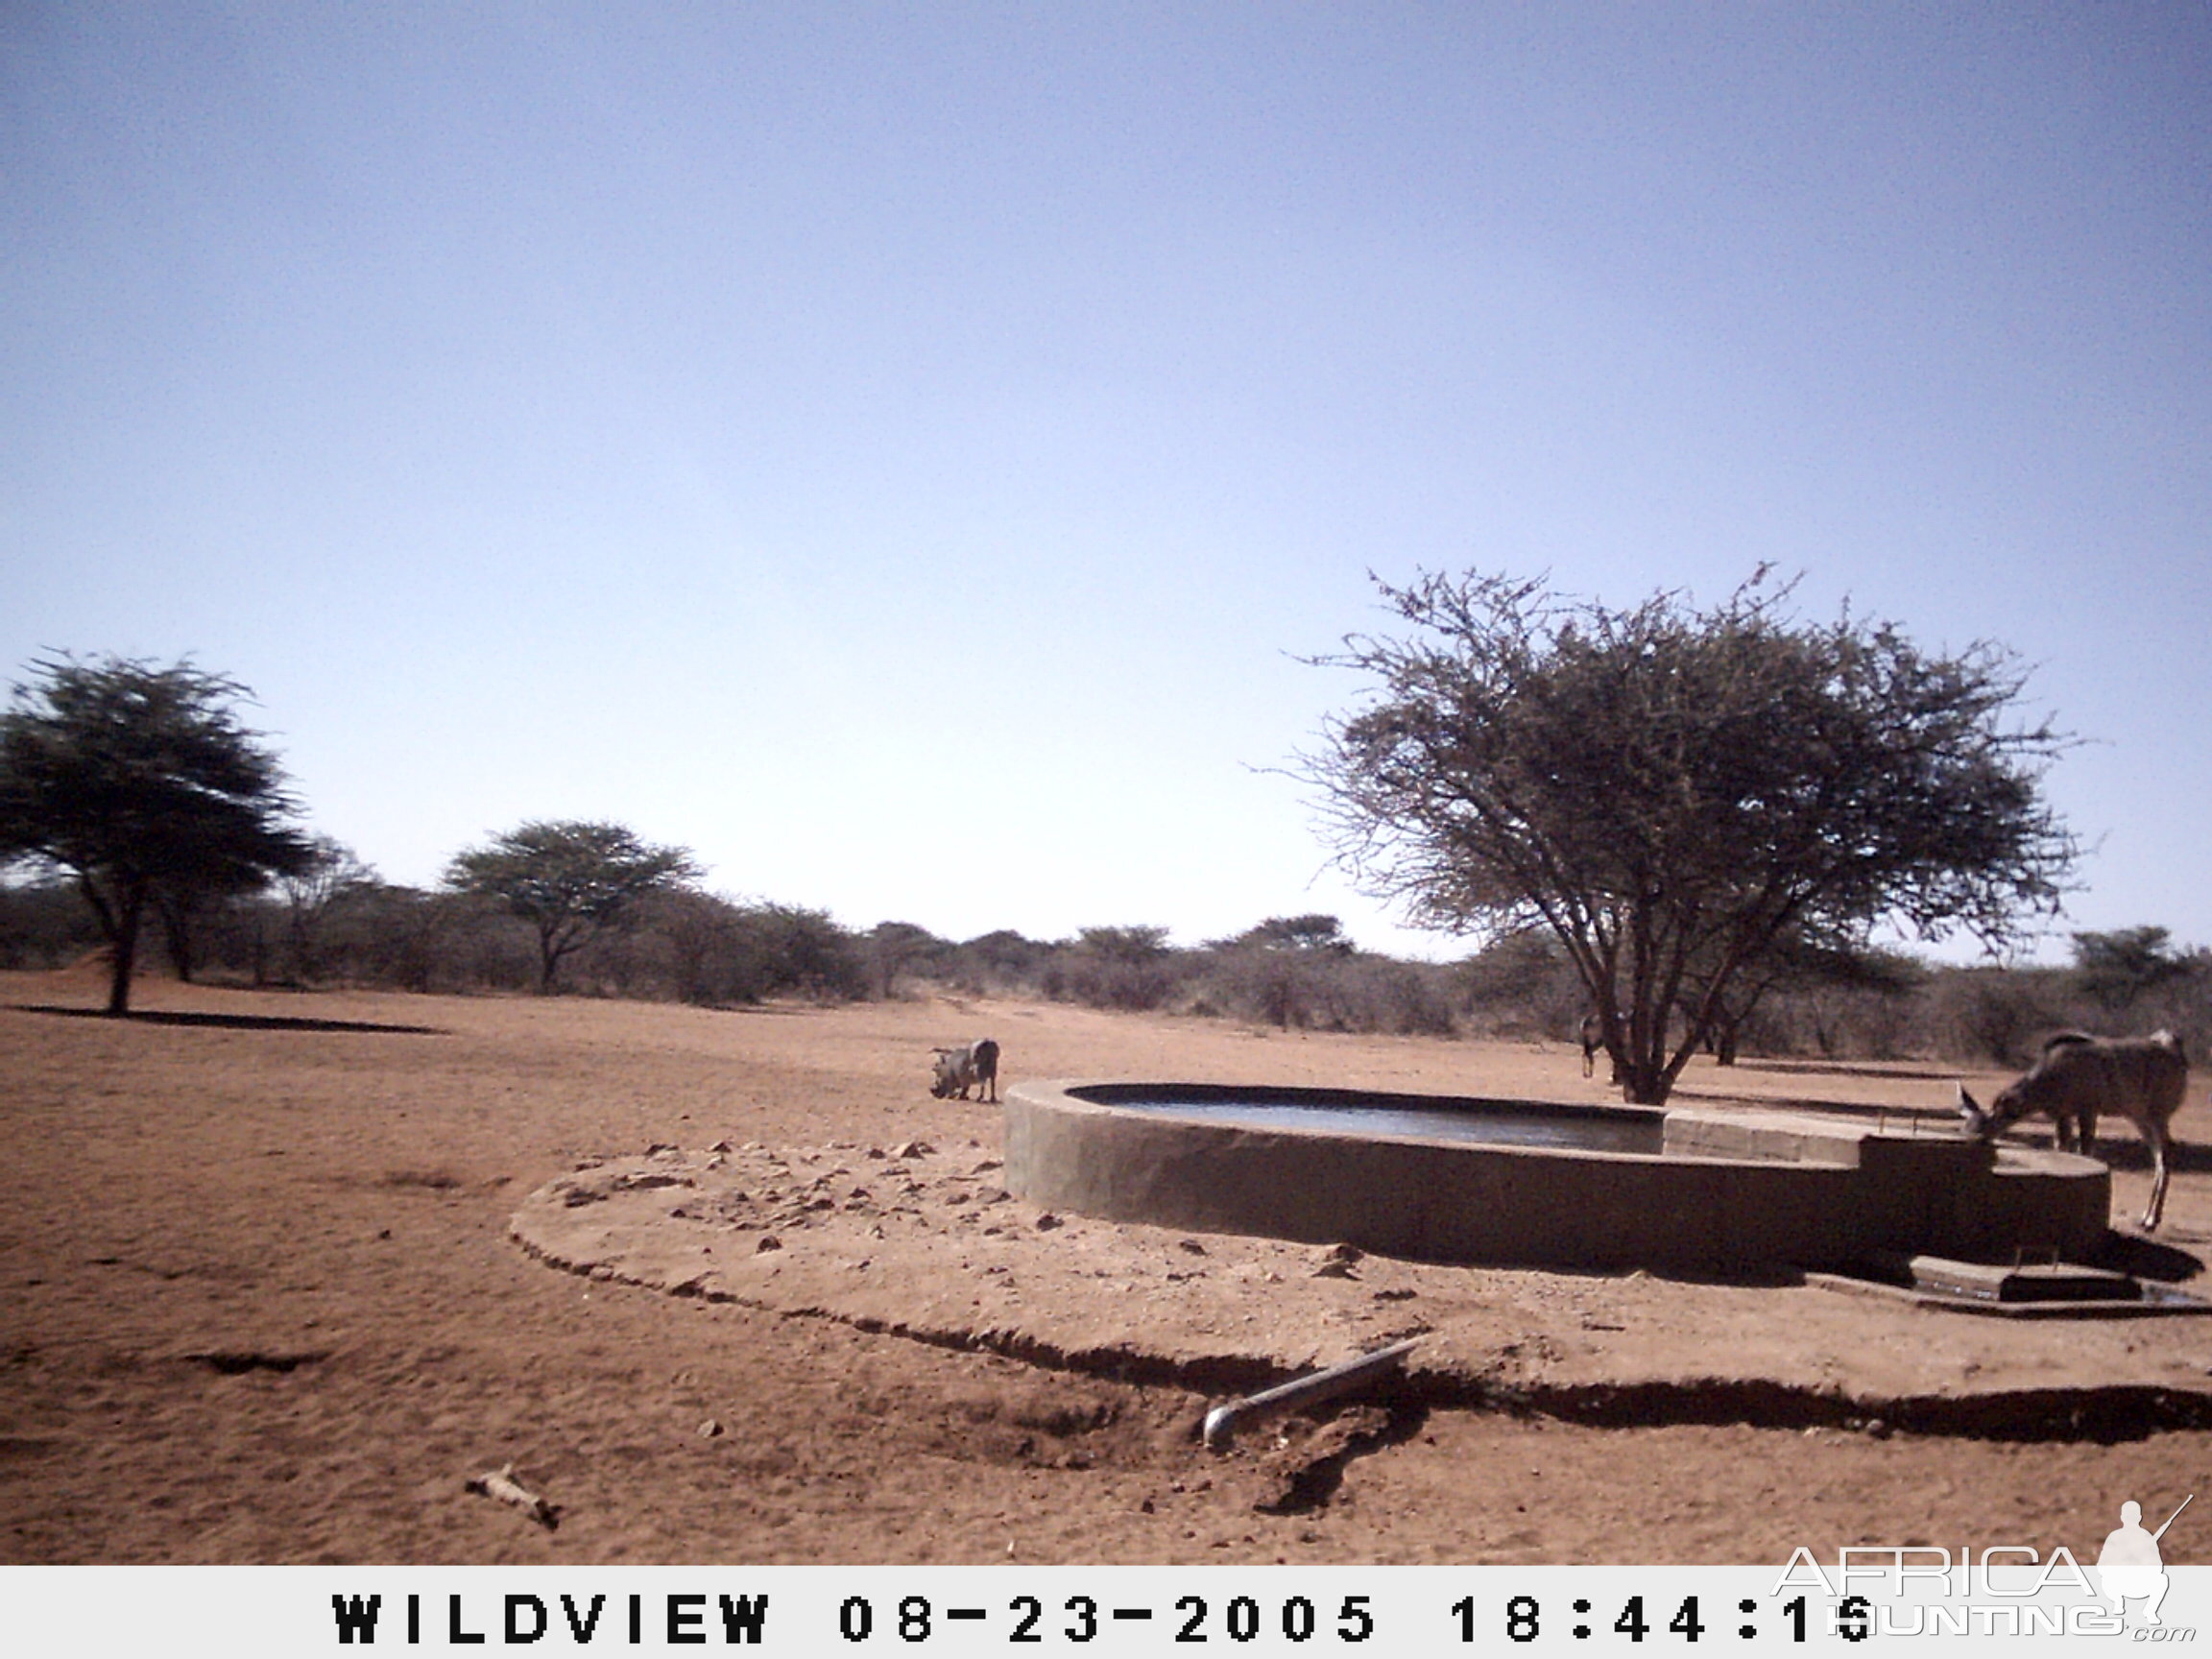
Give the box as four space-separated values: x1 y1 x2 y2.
287 907 316 987
156 892 198 984
106 886 145 1015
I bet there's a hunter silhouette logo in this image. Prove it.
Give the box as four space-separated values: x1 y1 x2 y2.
2099 1494 2191 1626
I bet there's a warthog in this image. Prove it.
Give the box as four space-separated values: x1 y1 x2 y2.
930 1037 1000 1102
1958 1029 2188 1231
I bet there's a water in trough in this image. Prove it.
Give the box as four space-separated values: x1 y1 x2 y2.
1094 1091 1663 1154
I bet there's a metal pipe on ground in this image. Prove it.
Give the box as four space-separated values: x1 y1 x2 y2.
1201 1337 1422 1451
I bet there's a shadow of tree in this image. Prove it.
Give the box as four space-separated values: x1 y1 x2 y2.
1730 1058 1964 1083
10 1004 445 1037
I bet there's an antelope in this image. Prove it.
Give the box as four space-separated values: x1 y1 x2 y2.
1958 1029 2188 1231
1579 1013 1625 1083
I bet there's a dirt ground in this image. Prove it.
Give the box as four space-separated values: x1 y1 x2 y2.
5 965 2212 1566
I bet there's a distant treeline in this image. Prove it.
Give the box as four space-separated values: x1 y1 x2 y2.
4 873 2206 1070
0 876 869 1004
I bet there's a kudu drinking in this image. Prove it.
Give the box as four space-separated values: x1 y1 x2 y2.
1958 1029 2188 1231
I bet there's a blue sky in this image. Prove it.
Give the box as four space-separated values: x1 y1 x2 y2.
5 4 2207 960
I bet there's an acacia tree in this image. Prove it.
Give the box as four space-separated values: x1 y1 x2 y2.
0 656 316 1014
865 921 946 998
1302 570 2079 1103
445 820 702 993
1230 914 1356 955
2069 926 2192 1014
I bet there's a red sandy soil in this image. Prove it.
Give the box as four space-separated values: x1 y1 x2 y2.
4 965 2210 1566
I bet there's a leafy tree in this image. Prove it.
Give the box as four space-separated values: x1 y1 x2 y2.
0 656 316 1013
1198 916 1357 1029
1227 914 1356 954
445 820 702 993
1301 570 2078 1103
1062 925 1179 1011
1457 929 1579 1015
960 928 1046 982
2069 926 2192 1015
649 888 756 1007
748 902 867 1000
865 920 946 998
639 889 865 1006
1075 924 1172 962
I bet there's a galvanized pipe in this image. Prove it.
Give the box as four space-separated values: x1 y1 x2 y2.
1201 1337 1422 1451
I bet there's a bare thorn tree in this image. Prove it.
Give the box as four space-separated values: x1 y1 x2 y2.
278 835 378 984
1300 570 2079 1103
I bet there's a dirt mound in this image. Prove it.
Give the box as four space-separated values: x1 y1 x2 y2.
514 1140 2212 1422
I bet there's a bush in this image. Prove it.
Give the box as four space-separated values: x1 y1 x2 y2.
864 922 950 999
1051 926 1188 1012
932 929 1052 998
1455 933 1589 1043
0 874 104 969
1921 967 2074 1068
1185 943 1456 1035
148 882 873 1006
515 890 867 1005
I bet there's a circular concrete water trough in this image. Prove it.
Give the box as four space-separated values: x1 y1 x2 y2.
1002 1080 2110 1273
